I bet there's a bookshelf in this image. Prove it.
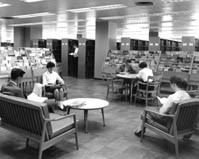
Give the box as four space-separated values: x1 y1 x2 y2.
31 39 46 48
0 47 56 81
102 50 160 75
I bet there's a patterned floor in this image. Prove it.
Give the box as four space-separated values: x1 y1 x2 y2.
0 77 198 159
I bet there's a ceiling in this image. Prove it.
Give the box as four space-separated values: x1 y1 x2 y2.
0 0 199 41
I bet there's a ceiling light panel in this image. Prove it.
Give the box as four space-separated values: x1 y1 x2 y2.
161 0 190 3
12 12 54 18
20 0 44 2
67 4 127 13
0 2 11 7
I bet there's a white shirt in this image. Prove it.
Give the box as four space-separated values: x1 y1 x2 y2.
73 47 79 57
136 67 153 82
43 71 64 86
159 90 191 114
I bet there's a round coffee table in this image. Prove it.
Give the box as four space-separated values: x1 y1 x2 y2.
63 98 109 133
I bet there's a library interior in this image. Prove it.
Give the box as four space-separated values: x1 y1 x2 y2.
0 0 199 159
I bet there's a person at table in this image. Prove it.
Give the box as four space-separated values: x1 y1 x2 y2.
117 59 136 74
133 62 154 91
1 68 26 98
134 76 191 137
136 62 153 82
43 61 65 109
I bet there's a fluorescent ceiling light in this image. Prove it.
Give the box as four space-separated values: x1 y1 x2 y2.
21 0 44 2
0 2 11 7
12 12 54 18
67 4 127 13
161 0 190 3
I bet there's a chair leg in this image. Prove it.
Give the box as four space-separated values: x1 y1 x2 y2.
26 138 29 147
38 146 43 159
174 140 179 159
106 86 109 100
74 132 79 150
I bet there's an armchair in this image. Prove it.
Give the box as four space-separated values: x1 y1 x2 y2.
140 99 199 159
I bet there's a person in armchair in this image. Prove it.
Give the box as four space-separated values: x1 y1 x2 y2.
1 68 26 98
43 62 65 109
134 76 191 137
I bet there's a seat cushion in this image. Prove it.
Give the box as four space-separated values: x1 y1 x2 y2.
49 113 75 138
141 114 170 133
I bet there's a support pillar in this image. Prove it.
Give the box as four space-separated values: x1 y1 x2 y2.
94 21 117 79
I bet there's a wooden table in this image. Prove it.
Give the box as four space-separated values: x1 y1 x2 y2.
116 73 137 103
63 98 109 133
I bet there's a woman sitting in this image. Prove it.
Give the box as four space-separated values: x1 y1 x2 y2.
134 76 191 137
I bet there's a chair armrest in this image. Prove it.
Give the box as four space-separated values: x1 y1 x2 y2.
45 113 76 122
144 109 175 118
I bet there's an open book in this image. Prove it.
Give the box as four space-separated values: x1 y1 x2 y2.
157 96 168 105
27 93 48 103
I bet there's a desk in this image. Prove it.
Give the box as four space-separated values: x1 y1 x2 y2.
116 73 137 103
63 98 109 133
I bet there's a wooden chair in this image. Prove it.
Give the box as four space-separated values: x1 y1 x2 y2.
134 74 162 106
105 74 128 100
140 99 199 159
19 77 35 96
0 93 78 159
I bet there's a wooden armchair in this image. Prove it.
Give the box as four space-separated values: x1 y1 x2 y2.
134 74 162 106
19 77 35 96
140 99 199 159
0 93 78 159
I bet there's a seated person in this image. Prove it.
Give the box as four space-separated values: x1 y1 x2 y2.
43 62 65 109
136 62 153 82
134 76 191 137
1 68 26 98
117 59 136 74
28 83 55 112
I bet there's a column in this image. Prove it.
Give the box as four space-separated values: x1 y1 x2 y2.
78 38 86 78
61 39 69 76
94 21 117 79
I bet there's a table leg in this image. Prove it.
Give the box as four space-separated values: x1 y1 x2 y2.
101 108 106 126
130 80 133 103
84 110 88 133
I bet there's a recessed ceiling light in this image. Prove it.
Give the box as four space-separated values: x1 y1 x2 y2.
67 4 127 13
12 12 54 18
135 1 154 6
21 0 44 2
0 2 11 7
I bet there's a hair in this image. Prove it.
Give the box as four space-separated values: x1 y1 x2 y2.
170 76 188 90
139 62 147 69
125 59 131 63
11 68 25 80
46 62 55 68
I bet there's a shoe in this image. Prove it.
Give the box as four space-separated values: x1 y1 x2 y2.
134 128 145 137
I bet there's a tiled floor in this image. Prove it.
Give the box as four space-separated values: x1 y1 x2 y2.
0 77 199 159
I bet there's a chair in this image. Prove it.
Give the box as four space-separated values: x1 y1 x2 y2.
0 93 78 159
105 73 128 100
134 74 162 106
19 77 35 96
140 99 199 159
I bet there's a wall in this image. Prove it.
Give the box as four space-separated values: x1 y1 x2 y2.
14 27 25 48
30 26 42 40
14 26 42 48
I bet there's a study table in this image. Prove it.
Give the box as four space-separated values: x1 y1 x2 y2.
63 98 109 133
116 73 137 103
